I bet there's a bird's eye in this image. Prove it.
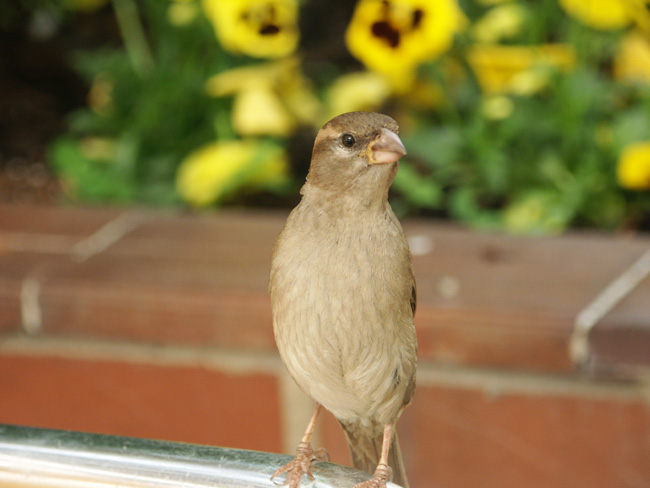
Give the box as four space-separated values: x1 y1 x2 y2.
341 133 356 148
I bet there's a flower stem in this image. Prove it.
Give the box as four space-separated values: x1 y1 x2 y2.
111 0 154 77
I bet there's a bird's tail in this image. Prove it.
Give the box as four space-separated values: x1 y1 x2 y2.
340 422 409 488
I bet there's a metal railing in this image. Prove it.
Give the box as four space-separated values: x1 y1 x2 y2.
0 425 399 487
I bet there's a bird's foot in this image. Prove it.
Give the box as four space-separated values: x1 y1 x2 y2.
352 463 392 488
271 442 329 487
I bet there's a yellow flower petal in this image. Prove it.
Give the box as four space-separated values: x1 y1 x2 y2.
472 3 526 43
284 85 322 126
269 59 322 126
482 95 513 120
206 63 282 96
176 140 288 206
345 0 466 92
176 142 244 206
201 0 299 58
614 30 650 84
249 146 289 186
558 0 643 31
617 141 650 190
509 70 550 96
467 44 576 95
206 58 321 133
232 83 295 137
326 71 392 121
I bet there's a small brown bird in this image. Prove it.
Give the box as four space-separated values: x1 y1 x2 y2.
269 112 417 488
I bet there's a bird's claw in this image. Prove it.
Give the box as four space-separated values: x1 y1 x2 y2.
271 442 329 487
352 463 392 488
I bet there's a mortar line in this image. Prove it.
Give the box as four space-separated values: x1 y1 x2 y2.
2 336 648 402
416 362 650 402
2 333 324 453
0 335 282 376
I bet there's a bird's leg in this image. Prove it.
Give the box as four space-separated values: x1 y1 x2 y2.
352 424 394 488
271 404 329 487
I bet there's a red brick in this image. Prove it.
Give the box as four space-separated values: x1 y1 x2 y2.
0 354 282 452
404 221 650 373
37 264 275 349
0 204 126 333
104 209 282 292
2 204 650 378
319 406 418 477
0 279 22 333
321 410 353 466
403 383 650 488
0 203 123 236
416 306 573 372
591 273 650 374
120 209 282 255
0 253 73 333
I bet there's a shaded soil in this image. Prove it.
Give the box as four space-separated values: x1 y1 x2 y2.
0 3 117 203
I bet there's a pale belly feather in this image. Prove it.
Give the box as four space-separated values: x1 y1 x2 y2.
271 209 416 426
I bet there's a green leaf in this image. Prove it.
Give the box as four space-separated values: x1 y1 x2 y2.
49 137 136 203
393 161 442 209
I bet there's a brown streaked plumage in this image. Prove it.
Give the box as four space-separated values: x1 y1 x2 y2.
270 112 417 488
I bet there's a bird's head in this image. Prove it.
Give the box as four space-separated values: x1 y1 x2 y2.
303 112 406 204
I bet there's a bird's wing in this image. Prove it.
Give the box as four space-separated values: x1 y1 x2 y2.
410 281 417 317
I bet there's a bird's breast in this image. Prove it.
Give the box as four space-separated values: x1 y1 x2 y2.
270 207 416 423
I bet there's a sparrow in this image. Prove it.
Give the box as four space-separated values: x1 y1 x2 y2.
269 112 417 488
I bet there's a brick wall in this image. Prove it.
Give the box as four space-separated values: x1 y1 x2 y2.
1 204 649 488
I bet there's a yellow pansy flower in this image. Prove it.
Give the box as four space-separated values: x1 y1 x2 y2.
614 30 650 84
206 58 321 136
206 62 282 97
345 0 466 92
617 141 650 190
201 0 299 58
325 71 392 121
467 44 576 95
233 82 295 137
472 3 526 43
558 0 646 31
176 140 288 207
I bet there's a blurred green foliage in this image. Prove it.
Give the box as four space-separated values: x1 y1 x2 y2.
37 0 650 233
50 0 230 204
395 63 650 232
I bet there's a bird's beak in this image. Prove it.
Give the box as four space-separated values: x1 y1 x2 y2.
367 128 407 165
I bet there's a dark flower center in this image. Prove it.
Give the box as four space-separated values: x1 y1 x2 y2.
371 21 400 48
370 4 425 49
241 4 283 36
412 9 424 28
260 24 281 35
